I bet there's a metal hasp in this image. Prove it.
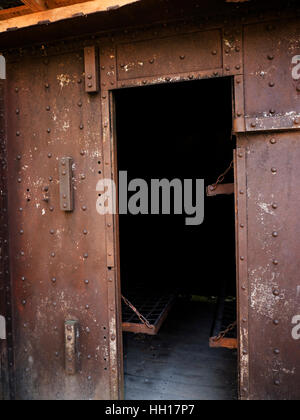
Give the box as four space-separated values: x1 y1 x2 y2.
84 46 99 93
65 320 80 375
0 315 6 340
59 157 74 212
206 183 234 197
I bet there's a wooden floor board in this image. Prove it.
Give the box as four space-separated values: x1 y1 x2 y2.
124 300 237 400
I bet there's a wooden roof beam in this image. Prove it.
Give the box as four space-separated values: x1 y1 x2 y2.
21 0 48 11
0 0 139 33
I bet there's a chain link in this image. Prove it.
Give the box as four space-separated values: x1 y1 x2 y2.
210 160 234 191
211 320 237 342
122 295 154 330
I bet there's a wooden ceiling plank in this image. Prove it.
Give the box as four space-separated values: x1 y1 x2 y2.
0 0 139 33
21 0 48 11
0 6 31 21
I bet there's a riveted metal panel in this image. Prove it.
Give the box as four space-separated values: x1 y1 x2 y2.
0 78 13 400
116 30 222 81
244 19 300 130
245 132 300 400
234 145 249 400
5 48 119 400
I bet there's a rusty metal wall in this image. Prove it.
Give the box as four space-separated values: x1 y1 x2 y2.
1 3 300 400
237 133 300 400
0 77 14 400
5 49 121 400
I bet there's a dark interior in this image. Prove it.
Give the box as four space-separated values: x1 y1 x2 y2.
115 78 237 400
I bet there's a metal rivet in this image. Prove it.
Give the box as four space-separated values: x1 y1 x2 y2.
16 131 20 136
46 106 50 111
274 380 280 386
84 253 88 259
85 305 89 310
273 259 279 266
274 349 280 355
294 117 300 125
45 83 50 89
48 153 52 158
240 256 245 261
83 229 88 235
269 82 275 87
268 54 274 60
242 350 247 355
271 168 277 174
272 203 278 209
22 300 26 305
82 206 87 211
273 289 280 296
272 231 278 238
51 252 55 257
51 277 56 283
80 150 85 156
251 122 256 128
84 279 89 284
270 138 276 144
79 124 84 130
273 319 279 325
240 190 244 195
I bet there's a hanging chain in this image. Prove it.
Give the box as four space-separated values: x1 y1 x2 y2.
211 320 237 342
122 295 154 330
210 160 234 191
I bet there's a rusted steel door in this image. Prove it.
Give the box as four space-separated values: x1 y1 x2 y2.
4 49 122 400
235 133 300 400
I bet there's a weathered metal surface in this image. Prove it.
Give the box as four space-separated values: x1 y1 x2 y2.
99 46 124 400
234 146 249 400
0 78 13 400
1 3 300 401
117 30 222 81
5 49 119 400
243 18 300 131
241 132 300 400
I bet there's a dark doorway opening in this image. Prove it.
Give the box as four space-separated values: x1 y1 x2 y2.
114 78 237 400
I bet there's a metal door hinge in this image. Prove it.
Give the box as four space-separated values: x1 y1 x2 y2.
84 46 99 93
65 320 80 375
59 157 74 212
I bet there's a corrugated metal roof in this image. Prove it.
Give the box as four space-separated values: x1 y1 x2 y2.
0 0 23 10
